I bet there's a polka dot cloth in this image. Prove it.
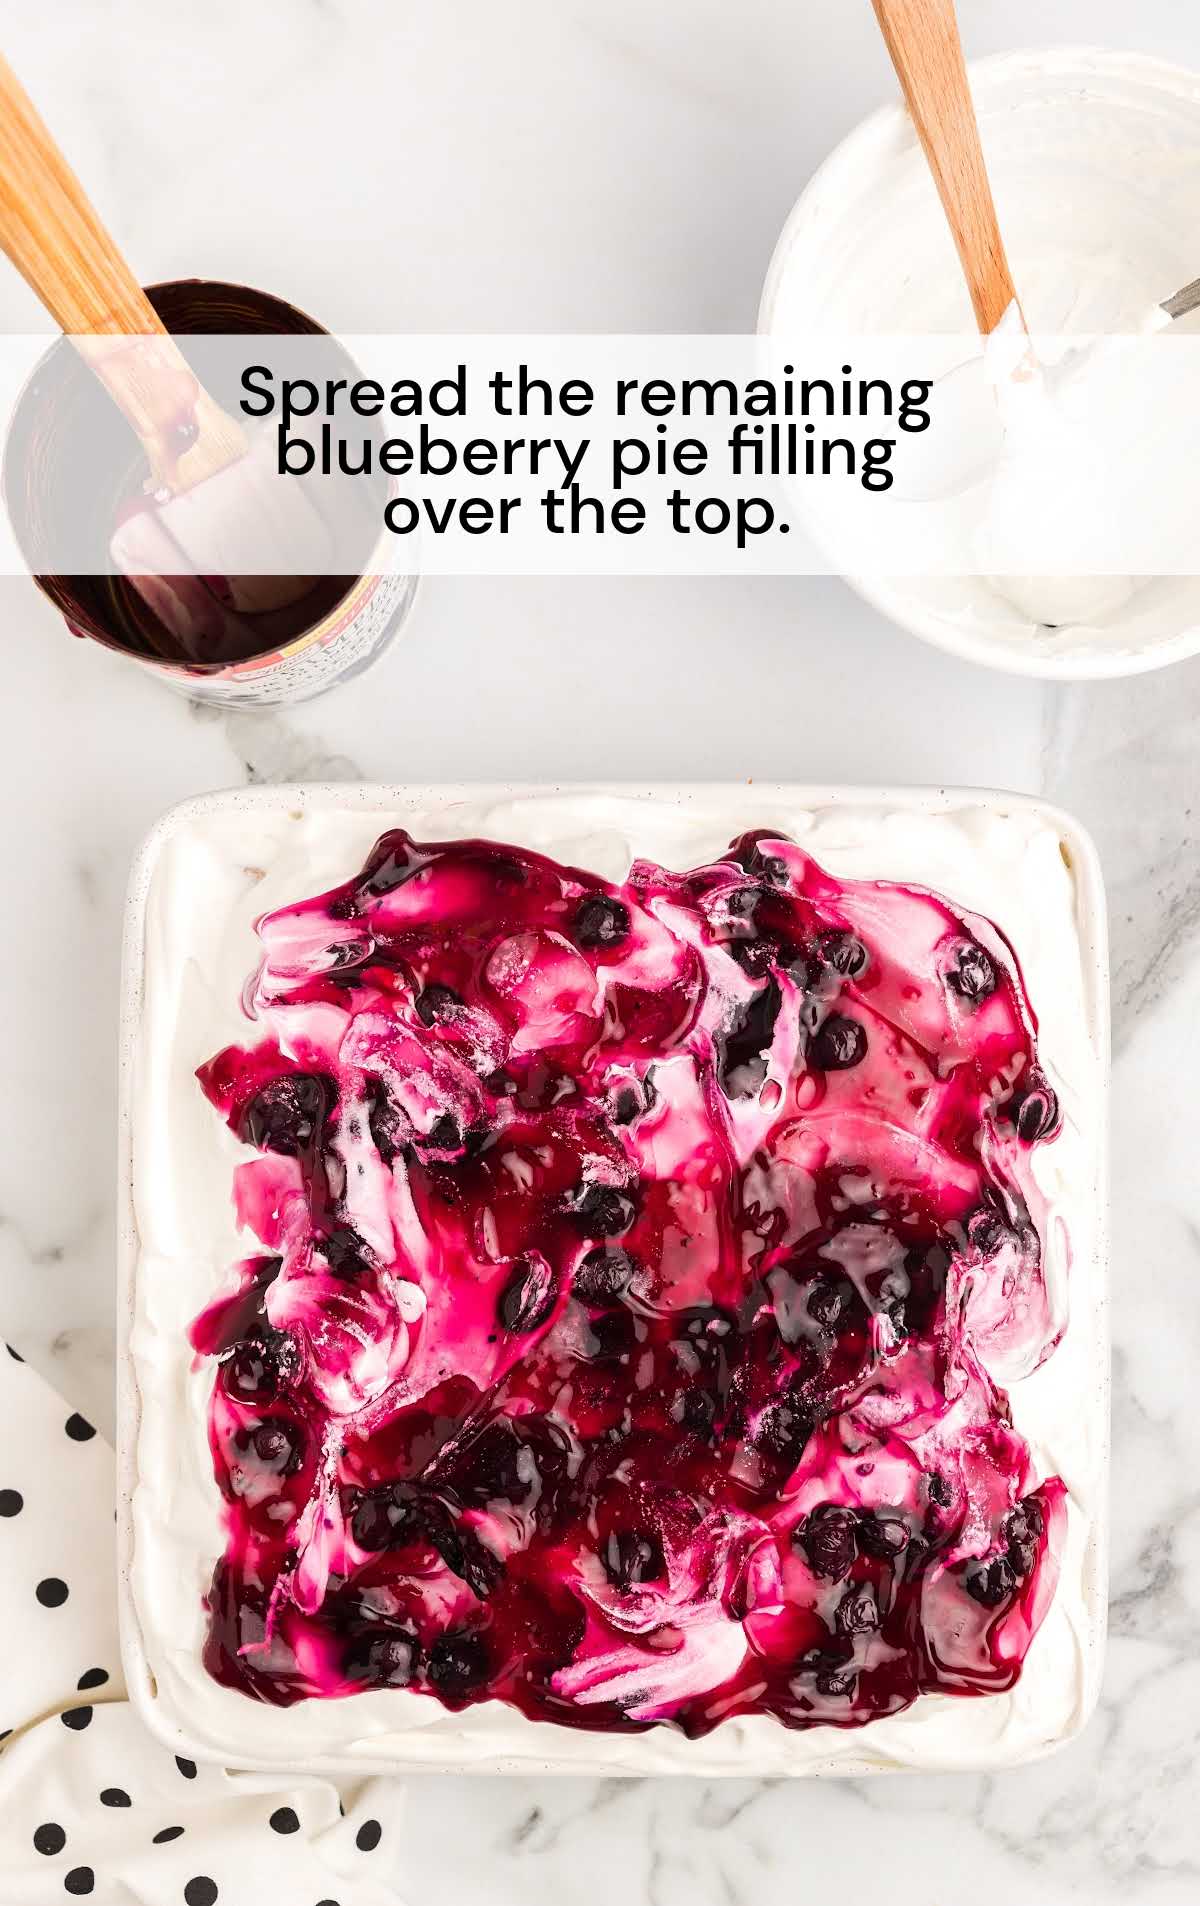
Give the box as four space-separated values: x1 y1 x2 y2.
0 1343 406 1903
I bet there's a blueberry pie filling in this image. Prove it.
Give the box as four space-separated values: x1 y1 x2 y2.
191 828 1068 1736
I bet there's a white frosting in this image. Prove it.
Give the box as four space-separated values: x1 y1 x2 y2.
977 304 1135 629
121 786 1107 1774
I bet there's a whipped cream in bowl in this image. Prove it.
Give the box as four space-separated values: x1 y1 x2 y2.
761 47 1200 679
117 784 1108 1775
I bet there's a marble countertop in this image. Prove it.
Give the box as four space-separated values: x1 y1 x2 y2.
2 0 1198 1899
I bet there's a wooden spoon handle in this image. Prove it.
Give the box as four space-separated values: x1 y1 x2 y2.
0 52 164 334
871 0 1019 334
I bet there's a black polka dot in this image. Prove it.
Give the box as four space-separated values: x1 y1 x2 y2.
0 1488 22 1516
64 1870 95 1897
65 1413 96 1443
6 1342 22 1361
37 1577 69 1608
315 1900 341 1906
60 1706 93 1731
184 1880 218 1906
355 1818 382 1852
101 1787 132 1808
77 1668 108 1691
34 1822 66 1855
153 1826 184 1844
175 1756 197 1779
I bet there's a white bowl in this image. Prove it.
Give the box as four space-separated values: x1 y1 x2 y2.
116 782 1109 1775
760 47 1200 680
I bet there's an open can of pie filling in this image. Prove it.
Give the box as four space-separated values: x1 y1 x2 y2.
2 278 417 705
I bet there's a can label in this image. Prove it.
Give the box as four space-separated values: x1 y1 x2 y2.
148 571 416 706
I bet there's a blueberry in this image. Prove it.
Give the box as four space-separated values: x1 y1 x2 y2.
668 1308 734 1428
570 1182 637 1238
367 1079 406 1166
498 1258 558 1334
857 1511 910 1560
417 1112 467 1158
445 1420 533 1505
947 940 997 1003
603 1527 665 1589
674 1387 717 1435
806 1277 853 1329
810 1014 867 1071
1010 1074 1061 1144
719 977 782 1098
240 1420 301 1474
726 886 764 921
729 936 778 979
784 948 824 992
797 1647 854 1693
796 1505 858 1581
574 894 631 950
755 1396 812 1467
1011 1495 1044 1540
964 1555 1017 1608
427 1629 489 1699
967 1208 1010 1254
240 1073 331 1156
320 1227 372 1279
1003 1498 1044 1579
358 832 425 897
728 832 790 885
346 1629 421 1688
610 1071 658 1123
222 1335 292 1402
351 1483 421 1552
573 1246 635 1307
926 1471 952 1509
877 1268 910 1336
418 1503 503 1600
818 931 870 979
815 1659 858 1698
415 983 464 1026
327 936 372 973
835 1585 880 1636
585 1308 641 1361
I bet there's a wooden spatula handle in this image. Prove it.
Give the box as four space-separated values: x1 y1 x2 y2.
0 52 249 492
871 0 1019 334
0 52 165 334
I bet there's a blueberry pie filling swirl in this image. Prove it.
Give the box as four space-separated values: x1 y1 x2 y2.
191 828 1068 1735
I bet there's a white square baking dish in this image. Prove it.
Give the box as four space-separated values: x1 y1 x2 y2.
116 783 1109 1776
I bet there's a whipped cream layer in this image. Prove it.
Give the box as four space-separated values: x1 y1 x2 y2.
126 789 1107 1773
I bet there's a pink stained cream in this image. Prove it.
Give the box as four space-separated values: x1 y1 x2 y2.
189 827 1068 1736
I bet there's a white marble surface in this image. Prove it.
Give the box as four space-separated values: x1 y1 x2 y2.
1 0 1199 1899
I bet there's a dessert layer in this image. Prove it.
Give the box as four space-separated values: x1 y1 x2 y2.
125 789 1106 1773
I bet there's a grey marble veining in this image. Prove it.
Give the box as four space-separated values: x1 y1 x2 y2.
2 0 1199 1899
